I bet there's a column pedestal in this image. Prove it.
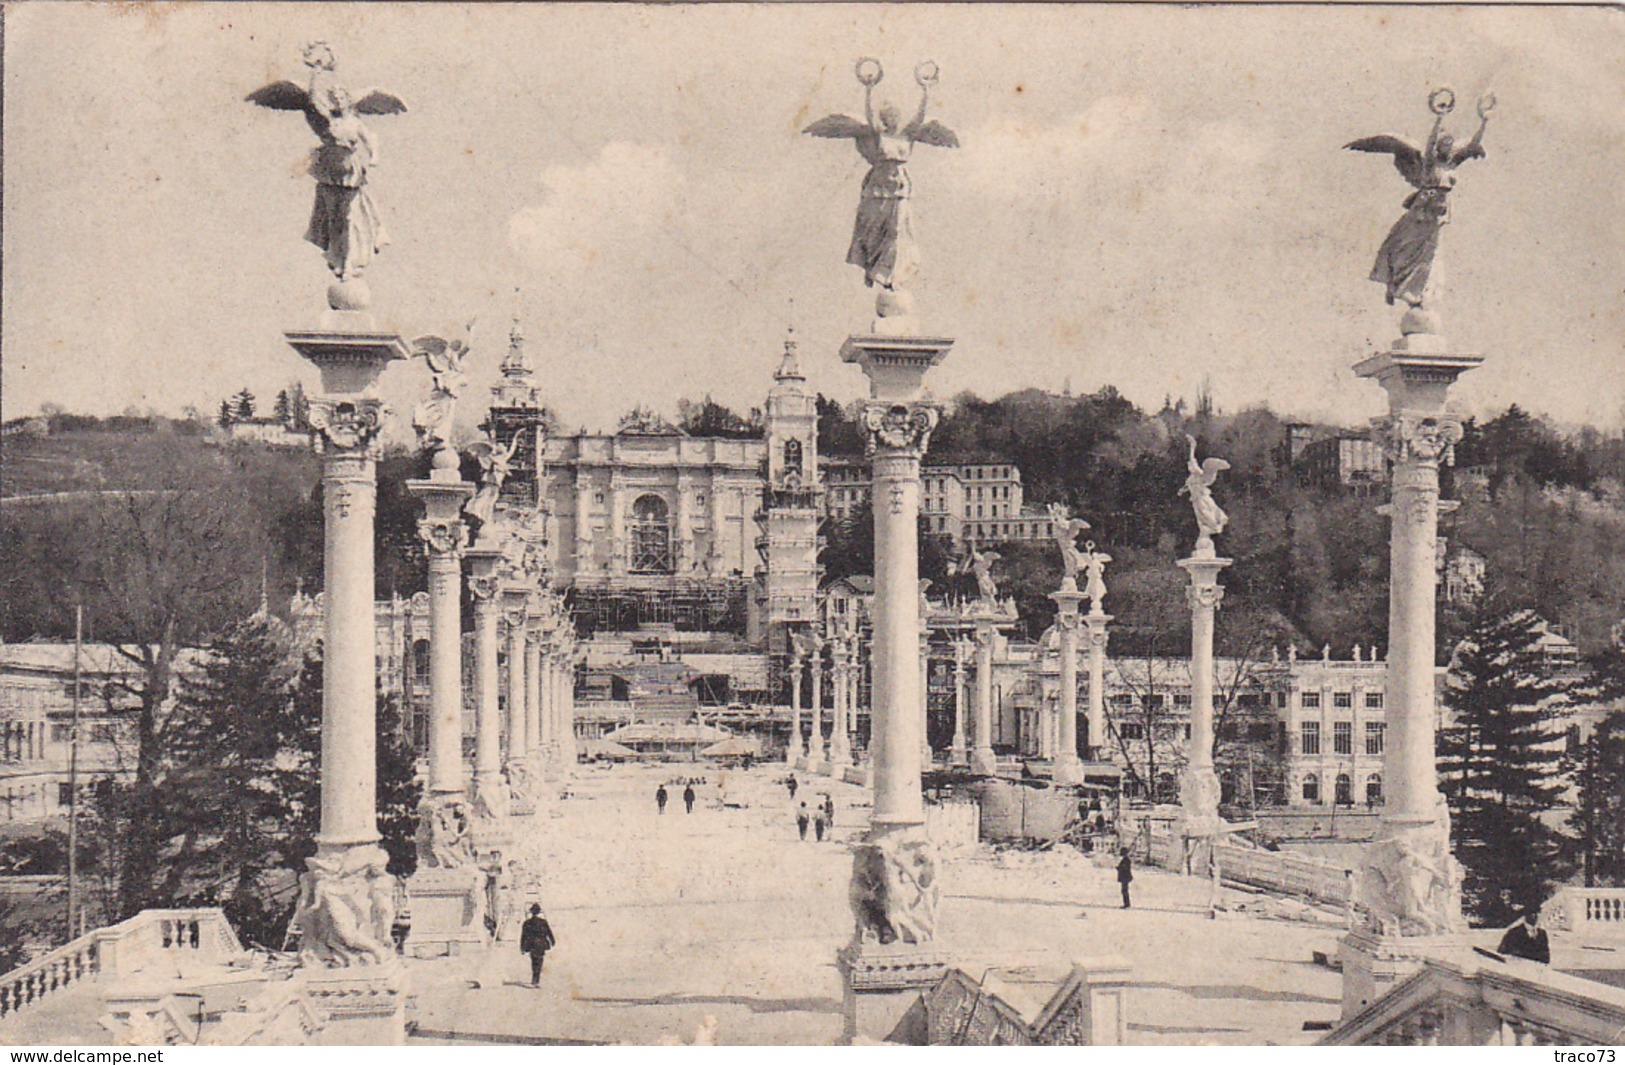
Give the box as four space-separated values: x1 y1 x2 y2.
1051 586 1086 785
1339 341 1478 1017
839 332 951 1044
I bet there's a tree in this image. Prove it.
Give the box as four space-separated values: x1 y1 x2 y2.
676 395 762 439
1571 710 1625 887
1439 609 1578 925
218 399 235 428
232 388 257 422
376 693 422 878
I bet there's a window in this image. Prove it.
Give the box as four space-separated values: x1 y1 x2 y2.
1335 773 1353 805
1146 694 1165 710
1301 773 1321 803
412 639 431 688
783 438 803 477
1333 721 1352 755
1333 691 1353 709
58 783 73 807
1117 722 1144 740
1365 721 1385 755
1301 691 1322 709
593 491 605 504
1277 691 1288 709
630 494 674 574
1365 692 1384 709
91 724 115 743
1174 693 1192 709
51 724 71 743
1300 721 1320 755
1365 774 1384 805
1110 693 1134 709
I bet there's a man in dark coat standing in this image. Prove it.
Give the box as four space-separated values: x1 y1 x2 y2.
796 801 810 840
683 783 696 814
656 784 668 815
1117 850 1134 909
519 904 556 986
1497 908 1550 963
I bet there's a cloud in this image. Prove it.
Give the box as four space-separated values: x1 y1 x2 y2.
507 141 684 278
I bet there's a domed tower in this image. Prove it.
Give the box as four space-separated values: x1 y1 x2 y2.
480 314 549 511
757 330 823 638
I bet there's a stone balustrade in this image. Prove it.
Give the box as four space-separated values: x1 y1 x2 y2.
0 908 243 1020
1542 887 1625 938
1143 826 1352 908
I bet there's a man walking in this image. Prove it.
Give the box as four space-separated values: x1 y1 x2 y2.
683 783 696 815
519 904 556 987
1117 850 1134 909
787 776 798 800
796 801 810 841
656 784 668 815
1497 908 1550 963
813 803 828 842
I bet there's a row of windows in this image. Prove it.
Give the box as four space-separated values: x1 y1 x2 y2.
1301 720 1385 755
1301 772 1384 805
1299 691 1384 709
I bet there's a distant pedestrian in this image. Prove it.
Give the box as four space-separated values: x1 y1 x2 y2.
519 904 556 986
814 805 828 842
656 785 668 815
787 776 799 800
797 801 810 840
1497 908 1550 964
824 794 835 828
1117 850 1134 909
683 784 696 814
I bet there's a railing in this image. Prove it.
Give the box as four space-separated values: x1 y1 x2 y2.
0 908 241 1021
1542 887 1625 938
1143 827 1351 907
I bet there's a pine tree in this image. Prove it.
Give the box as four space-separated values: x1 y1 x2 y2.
1571 711 1625 886
375 693 422 878
218 398 235 428
273 389 292 427
232 388 257 422
1439 609 1577 925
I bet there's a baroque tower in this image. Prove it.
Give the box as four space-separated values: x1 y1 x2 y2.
757 331 823 641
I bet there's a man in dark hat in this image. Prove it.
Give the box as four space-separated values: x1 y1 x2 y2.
1496 907 1550 964
1116 850 1134 909
519 903 556 986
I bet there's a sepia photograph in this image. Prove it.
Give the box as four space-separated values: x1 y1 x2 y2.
2 1 1623 1048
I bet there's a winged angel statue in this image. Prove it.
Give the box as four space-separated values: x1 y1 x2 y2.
464 432 521 528
410 324 474 455
1180 435 1230 549
804 59 959 295
247 43 407 290
1345 88 1493 323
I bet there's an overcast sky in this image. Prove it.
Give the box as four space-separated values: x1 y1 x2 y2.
5 3 1622 444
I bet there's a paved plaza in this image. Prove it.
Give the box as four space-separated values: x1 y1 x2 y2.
407 764 1344 1046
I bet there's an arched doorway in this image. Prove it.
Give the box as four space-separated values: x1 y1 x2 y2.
630 494 673 573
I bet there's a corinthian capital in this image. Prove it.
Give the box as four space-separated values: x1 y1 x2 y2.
1187 584 1226 612
308 396 388 456
468 574 502 602
1374 412 1464 467
417 517 468 557
863 402 939 455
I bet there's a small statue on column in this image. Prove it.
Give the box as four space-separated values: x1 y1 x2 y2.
1045 503 1091 592
1180 435 1231 556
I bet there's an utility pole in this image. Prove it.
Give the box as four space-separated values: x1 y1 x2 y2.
66 602 82 941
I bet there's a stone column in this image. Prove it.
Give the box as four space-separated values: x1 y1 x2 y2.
536 641 555 774
1083 610 1112 761
608 473 627 575
919 630 933 766
950 638 969 767
557 641 576 772
1342 343 1479 1017
1051 588 1086 784
285 326 409 1017
810 636 827 767
971 617 997 774
1177 549 1230 840
465 546 509 834
788 645 805 764
830 636 853 768
502 590 532 809
837 333 951 1039
408 466 473 803
574 472 593 576
403 460 487 958
525 617 545 782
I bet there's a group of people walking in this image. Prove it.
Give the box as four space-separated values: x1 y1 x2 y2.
795 793 836 842
655 782 699 815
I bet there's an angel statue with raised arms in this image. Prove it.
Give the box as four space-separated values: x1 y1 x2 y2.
1045 502 1091 590
966 545 1001 605
1345 88 1493 324
804 59 959 295
1180 435 1231 548
464 432 521 529
410 322 474 455
247 43 407 295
